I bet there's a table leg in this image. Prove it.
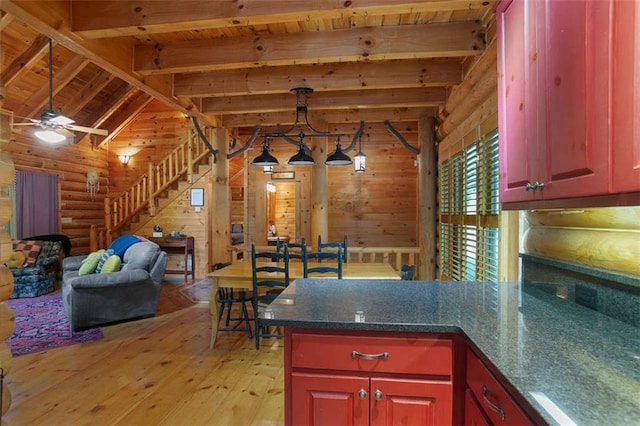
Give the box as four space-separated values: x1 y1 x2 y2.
209 277 219 348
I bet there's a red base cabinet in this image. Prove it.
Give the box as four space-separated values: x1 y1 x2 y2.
285 329 454 426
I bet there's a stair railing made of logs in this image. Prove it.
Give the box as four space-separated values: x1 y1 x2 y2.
231 245 421 279
99 129 211 245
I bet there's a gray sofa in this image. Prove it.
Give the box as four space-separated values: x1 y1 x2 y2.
62 241 168 331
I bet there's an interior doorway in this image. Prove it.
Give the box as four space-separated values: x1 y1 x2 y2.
266 180 299 243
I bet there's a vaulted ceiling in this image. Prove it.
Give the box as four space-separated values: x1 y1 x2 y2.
1 0 495 154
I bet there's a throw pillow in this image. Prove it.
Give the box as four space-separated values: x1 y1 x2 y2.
95 249 115 273
6 251 25 269
78 249 105 276
12 240 42 266
100 255 122 274
39 240 62 259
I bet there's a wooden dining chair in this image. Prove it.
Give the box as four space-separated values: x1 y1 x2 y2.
317 235 348 262
401 264 416 280
304 246 343 279
251 244 290 349
278 238 306 261
213 262 253 338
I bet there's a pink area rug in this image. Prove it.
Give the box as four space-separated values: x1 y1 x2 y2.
5 292 103 357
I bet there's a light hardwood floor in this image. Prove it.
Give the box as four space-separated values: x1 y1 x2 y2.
4 281 285 425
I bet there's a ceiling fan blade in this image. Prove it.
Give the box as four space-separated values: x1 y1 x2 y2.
66 124 108 136
57 128 75 138
11 122 39 126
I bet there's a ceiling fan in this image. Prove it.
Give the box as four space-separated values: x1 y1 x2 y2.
12 38 108 143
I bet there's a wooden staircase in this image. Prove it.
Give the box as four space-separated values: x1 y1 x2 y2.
92 129 214 249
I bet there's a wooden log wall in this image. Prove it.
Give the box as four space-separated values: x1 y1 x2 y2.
0 83 15 421
5 129 108 255
523 207 640 277
244 122 418 248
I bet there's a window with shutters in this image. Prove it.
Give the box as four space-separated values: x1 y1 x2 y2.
439 127 500 282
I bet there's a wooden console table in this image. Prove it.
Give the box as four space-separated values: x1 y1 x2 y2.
150 236 195 282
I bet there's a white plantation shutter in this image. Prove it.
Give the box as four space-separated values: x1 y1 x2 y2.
438 128 500 282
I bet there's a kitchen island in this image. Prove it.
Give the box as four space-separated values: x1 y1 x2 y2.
261 279 640 425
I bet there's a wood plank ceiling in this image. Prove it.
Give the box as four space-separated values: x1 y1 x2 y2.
1 1 495 157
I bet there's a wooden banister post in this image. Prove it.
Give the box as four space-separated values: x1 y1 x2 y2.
187 129 194 183
148 162 156 217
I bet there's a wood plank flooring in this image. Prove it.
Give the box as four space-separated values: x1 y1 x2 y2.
3 280 285 425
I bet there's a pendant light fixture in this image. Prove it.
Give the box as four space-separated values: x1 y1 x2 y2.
251 139 279 167
325 138 352 166
288 141 315 166
229 87 364 166
354 134 366 173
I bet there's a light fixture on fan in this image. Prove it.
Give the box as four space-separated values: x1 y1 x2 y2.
231 87 364 167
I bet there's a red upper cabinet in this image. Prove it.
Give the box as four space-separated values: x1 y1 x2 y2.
497 0 639 206
612 0 640 193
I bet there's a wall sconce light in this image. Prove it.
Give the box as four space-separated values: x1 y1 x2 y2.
118 155 131 165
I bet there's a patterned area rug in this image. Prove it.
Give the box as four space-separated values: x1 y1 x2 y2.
180 279 212 303
5 292 104 357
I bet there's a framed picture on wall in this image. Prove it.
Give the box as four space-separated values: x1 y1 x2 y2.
190 188 204 206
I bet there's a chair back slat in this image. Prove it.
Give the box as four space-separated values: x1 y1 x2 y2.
317 235 348 263
304 246 343 279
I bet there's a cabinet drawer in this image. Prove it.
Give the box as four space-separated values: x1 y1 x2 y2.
291 333 452 376
466 349 532 425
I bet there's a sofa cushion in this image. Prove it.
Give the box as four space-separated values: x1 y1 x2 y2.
13 240 42 266
121 242 160 271
100 255 122 274
108 234 142 258
78 249 105 276
6 251 25 269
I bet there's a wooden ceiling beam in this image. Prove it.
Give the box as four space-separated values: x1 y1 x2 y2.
202 87 447 115
135 21 485 75
220 107 434 128
62 68 115 117
1 34 50 87
85 89 154 148
2 0 214 124
71 0 494 38
174 59 462 97
0 11 15 31
22 54 90 119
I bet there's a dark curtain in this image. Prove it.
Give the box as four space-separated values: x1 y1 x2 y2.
15 171 58 238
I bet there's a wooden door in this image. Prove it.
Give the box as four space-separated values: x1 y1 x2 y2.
611 0 640 193
369 377 452 426
542 0 611 199
291 372 369 426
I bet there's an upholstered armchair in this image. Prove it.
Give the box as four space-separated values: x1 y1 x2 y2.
61 241 168 331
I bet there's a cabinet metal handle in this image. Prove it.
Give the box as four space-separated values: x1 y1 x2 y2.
351 350 389 360
374 389 383 400
525 181 545 191
358 388 367 399
482 385 506 420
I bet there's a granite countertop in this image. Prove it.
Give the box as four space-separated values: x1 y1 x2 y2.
262 279 640 426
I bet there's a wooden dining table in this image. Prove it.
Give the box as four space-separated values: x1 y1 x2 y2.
208 261 401 347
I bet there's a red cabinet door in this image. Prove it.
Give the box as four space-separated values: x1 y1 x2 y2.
292 372 369 426
370 377 452 426
611 0 640 193
464 389 491 426
497 0 541 203
542 0 611 199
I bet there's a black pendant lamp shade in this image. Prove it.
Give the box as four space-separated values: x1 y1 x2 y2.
325 142 352 166
251 142 279 166
288 143 315 165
